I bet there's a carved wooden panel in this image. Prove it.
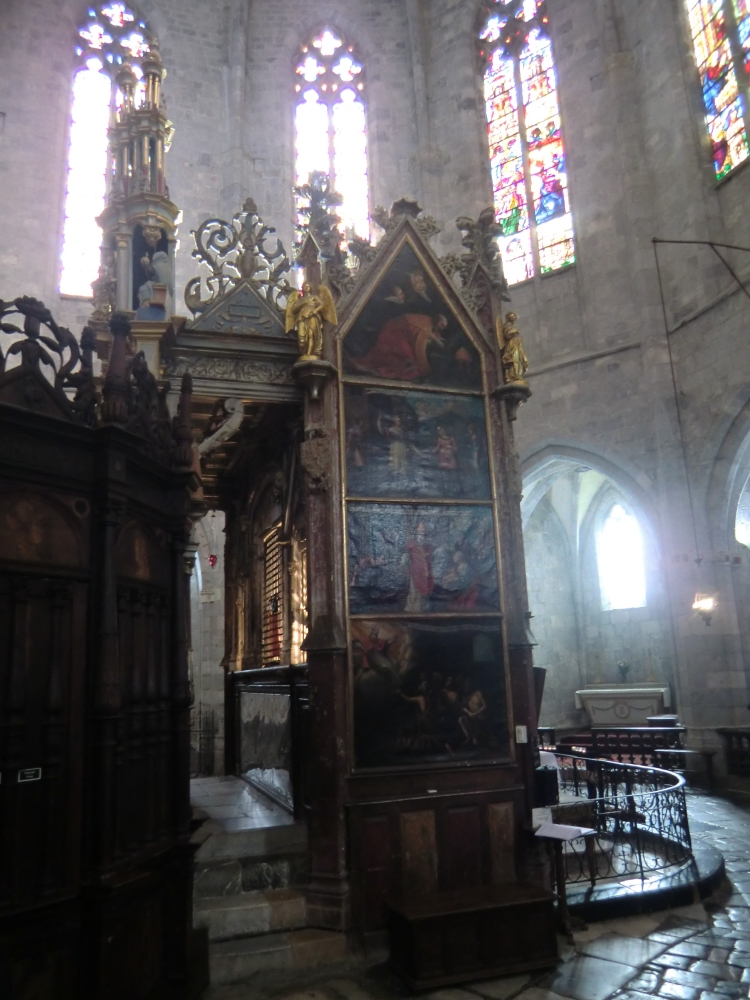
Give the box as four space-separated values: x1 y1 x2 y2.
349 792 520 934
400 810 438 896
488 801 516 883
0 574 86 915
360 815 392 930
0 493 84 568
115 585 172 858
443 806 482 890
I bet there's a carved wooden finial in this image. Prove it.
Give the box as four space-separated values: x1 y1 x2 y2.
101 312 131 425
174 371 194 470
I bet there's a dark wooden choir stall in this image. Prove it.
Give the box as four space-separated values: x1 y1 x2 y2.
0 301 207 999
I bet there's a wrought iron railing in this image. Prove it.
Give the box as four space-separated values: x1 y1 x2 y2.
551 753 692 886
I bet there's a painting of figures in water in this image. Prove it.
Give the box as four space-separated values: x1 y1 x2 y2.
347 503 499 615
341 243 481 390
351 618 508 768
345 386 491 500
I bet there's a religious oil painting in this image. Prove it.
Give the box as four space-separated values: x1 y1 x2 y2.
341 243 481 389
347 503 499 615
344 385 491 500
351 618 509 768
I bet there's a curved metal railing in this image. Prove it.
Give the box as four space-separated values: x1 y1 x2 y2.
551 752 693 886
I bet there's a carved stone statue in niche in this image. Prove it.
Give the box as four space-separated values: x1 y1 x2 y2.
285 281 337 359
498 311 529 384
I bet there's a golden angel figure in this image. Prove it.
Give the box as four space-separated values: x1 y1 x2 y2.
497 311 529 384
285 281 338 359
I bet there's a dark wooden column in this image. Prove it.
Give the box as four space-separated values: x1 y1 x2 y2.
296 354 351 932
491 382 536 821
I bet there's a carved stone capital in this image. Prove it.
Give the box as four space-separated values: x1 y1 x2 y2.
492 381 531 422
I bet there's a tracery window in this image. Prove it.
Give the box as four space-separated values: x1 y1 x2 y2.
684 1 750 179
596 504 647 612
294 28 370 239
60 3 153 296
478 0 575 285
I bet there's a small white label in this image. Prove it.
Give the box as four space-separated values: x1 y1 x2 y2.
515 725 528 744
18 767 42 783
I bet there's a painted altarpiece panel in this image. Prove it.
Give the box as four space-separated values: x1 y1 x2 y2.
338 232 511 771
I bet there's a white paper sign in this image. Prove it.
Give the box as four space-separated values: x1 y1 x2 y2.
535 821 597 841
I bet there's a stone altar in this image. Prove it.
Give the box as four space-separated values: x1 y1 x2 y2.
575 685 671 726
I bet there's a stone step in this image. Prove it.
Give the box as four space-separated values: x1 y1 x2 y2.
209 928 347 985
194 888 306 942
194 850 310 898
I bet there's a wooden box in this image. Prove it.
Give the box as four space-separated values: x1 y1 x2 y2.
388 882 558 990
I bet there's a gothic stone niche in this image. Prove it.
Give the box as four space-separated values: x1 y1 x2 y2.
338 228 509 772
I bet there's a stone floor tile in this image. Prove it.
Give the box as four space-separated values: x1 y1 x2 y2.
690 962 741 981
711 982 746 996
650 933 703 947
669 945 713 961
662 969 717 991
658 983 701 1000
727 954 750 968
467 976 531 1000
707 950 733 963
652 956 695 971
426 990 479 1000
615 992 661 1000
544 955 637 1000
625 970 662 993
508 988 570 1000
600 917 662 939
327 979 379 1000
580 935 667 968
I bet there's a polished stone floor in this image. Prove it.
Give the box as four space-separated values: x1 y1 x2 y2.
191 776 295 833
201 790 750 1000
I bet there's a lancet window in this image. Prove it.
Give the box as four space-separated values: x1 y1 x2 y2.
596 504 647 612
478 0 575 285
60 3 154 296
294 28 370 239
685 0 750 179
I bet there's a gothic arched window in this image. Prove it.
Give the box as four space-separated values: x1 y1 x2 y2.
478 0 575 285
685 0 750 179
60 3 153 296
294 28 370 238
596 504 647 611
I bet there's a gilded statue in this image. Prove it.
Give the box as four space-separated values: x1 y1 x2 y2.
497 311 529 384
285 281 338 359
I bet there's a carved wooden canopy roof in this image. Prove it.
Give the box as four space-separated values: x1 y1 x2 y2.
162 198 302 404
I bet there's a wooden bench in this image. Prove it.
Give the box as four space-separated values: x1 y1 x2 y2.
388 882 558 990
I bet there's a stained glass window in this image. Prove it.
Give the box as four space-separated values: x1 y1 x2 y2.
479 0 574 285
685 0 750 179
60 3 153 296
294 28 369 238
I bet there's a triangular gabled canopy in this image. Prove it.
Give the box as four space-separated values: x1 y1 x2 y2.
187 279 287 340
336 215 494 390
